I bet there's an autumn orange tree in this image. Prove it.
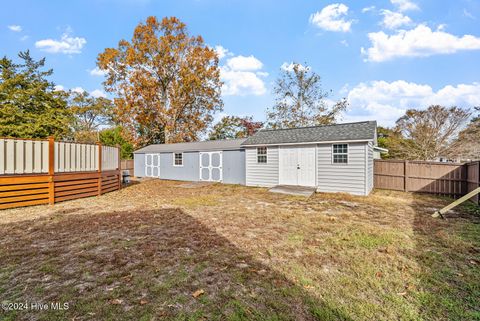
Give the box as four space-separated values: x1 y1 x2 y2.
97 16 223 146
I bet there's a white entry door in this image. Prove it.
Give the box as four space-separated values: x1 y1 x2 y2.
279 146 316 187
145 154 160 177
199 152 222 182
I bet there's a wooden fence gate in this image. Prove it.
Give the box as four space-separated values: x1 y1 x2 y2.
0 137 121 210
374 160 480 204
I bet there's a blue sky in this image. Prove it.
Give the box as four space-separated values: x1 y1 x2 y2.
2 0 480 127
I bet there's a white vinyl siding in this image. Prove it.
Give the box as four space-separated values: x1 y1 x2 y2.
245 146 279 187
317 142 367 195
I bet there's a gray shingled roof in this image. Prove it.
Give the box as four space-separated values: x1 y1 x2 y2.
134 138 246 154
241 121 377 146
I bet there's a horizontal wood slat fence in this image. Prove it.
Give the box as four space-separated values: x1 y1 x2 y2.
0 137 121 210
374 160 480 204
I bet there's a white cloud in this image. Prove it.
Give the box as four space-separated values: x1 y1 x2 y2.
362 6 376 13
71 87 85 94
226 55 263 71
53 85 64 91
390 0 419 12
35 32 86 54
220 68 266 96
220 54 266 96
381 10 412 29
310 3 353 32
280 62 310 72
214 45 232 59
209 47 268 96
8 25 22 32
344 80 480 126
88 67 107 76
362 24 480 62
340 40 349 47
90 89 107 98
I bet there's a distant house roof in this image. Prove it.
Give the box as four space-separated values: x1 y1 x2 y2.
134 138 246 154
241 121 377 146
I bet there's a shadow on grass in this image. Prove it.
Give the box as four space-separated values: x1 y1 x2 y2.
0 208 352 321
411 194 480 320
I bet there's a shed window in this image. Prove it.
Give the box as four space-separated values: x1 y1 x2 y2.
332 144 348 164
174 153 183 166
257 147 267 163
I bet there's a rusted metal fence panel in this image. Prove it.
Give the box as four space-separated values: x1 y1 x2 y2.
375 159 479 203
0 137 121 210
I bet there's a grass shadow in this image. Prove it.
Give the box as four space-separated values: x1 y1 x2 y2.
0 208 352 321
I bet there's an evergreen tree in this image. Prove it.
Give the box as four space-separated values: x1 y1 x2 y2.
0 51 72 138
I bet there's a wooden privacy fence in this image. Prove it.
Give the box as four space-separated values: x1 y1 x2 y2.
466 161 480 204
374 159 480 204
0 137 121 210
120 159 134 173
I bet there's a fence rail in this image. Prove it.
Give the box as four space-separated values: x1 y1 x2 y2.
374 159 480 204
0 137 121 210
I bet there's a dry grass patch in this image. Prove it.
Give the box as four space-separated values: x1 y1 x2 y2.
0 179 479 320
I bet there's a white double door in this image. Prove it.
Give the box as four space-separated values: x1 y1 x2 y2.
199 152 222 182
279 146 316 187
145 154 160 177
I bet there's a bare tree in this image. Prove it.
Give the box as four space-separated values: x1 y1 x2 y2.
266 63 347 129
447 106 480 160
394 105 471 160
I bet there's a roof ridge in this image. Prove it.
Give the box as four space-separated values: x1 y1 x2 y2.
258 120 375 133
149 137 247 146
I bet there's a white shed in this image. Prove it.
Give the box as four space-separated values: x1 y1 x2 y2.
241 121 378 196
134 121 380 196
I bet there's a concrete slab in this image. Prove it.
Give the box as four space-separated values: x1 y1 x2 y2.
269 185 316 197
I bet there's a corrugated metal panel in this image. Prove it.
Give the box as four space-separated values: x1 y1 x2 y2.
245 146 279 187
316 142 367 195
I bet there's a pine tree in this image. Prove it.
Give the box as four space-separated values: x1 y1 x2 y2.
0 51 72 138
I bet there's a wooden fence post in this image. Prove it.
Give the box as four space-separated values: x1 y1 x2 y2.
404 160 409 192
117 144 122 190
477 161 480 205
48 136 55 205
97 142 102 196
